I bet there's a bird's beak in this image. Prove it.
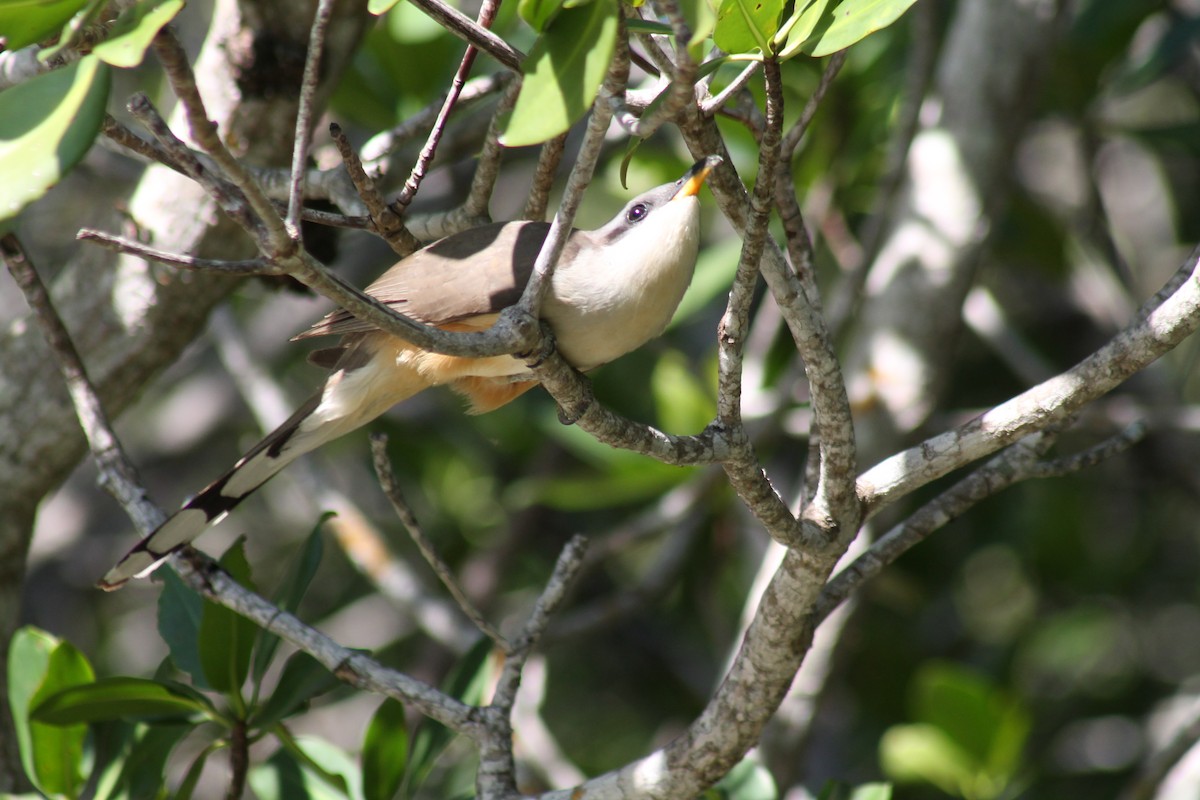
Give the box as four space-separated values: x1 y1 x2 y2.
671 155 723 201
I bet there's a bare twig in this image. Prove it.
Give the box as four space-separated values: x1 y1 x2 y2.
151 28 289 253
286 0 337 236
369 435 506 648
329 122 421 255
492 535 588 710
817 432 1054 621
516 22 629 321
77 229 273 273
615 0 697 138
1028 420 1147 478
0 235 164 535
857 245 1200 519
360 73 509 164
522 134 568 221
127 93 257 232
780 50 847 160
393 0 501 215
700 61 761 117
406 0 524 72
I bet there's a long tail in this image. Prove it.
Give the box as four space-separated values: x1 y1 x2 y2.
99 344 429 589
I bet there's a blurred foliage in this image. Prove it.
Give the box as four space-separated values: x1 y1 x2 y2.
4 0 1200 797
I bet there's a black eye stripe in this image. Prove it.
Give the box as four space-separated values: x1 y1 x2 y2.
626 203 649 223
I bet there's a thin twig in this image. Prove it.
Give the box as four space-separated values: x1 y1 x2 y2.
780 50 847 160
492 535 588 711
460 78 522 222
102 114 188 173
406 0 524 71
151 27 290 253
393 0 501 215
360 73 509 164
287 0 337 236
522 134 567 221
1028 421 1147 478
700 61 761 117
127 93 257 232
329 122 420 255
857 244 1200 519
369 434 507 648
77 229 274 273
816 433 1054 621
0 235 165 536
516 18 629 320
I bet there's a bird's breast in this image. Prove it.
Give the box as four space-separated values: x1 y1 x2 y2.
544 201 700 370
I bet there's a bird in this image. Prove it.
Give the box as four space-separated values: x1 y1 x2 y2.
99 155 720 590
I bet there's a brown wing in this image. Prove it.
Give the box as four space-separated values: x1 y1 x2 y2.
295 220 581 341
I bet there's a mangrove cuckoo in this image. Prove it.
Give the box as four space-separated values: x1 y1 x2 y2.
100 156 720 589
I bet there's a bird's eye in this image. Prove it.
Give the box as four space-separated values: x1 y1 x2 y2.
626 203 648 223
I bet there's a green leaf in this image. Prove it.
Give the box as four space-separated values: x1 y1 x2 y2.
850 783 893 800
679 0 717 53
912 664 1030 782
881 664 1030 800
714 0 784 54
776 0 830 58
32 677 210 724
652 351 714 433
624 18 673 35
802 0 919 58
91 0 184 67
406 638 494 794
158 566 208 688
253 651 339 729
0 54 110 221
671 232 742 324
249 737 359 800
175 745 214 800
7 628 94 796
500 0 619 147
254 520 328 684
0 0 90 49
715 753 778 799
198 539 258 698
519 0 562 32
110 722 193 800
367 0 400 13
879 723 980 798
362 699 408 800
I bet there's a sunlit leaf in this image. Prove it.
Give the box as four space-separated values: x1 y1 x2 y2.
519 0 562 32
714 753 778 800
879 723 978 797
652 351 714 433
776 0 830 58
7 628 93 796
0 54 109 221
0 0 90 49
92 0 184 67
500 0 619 147
714 0 784 55
367 0 400 14
802 0 918 57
